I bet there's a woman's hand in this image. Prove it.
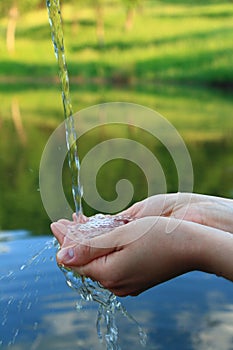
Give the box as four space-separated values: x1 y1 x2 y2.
51 198 233 297
52 216 201 296
121 193 233 233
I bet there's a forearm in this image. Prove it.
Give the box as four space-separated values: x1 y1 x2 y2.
128 217 233 286
202 230 233 281
186 222 233 282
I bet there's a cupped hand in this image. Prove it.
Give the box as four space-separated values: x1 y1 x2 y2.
51 214 203 296
51 193 233 296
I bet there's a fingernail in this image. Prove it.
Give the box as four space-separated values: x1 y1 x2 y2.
57 247 74 263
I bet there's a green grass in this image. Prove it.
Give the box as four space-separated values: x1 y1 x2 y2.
0 1 232 141
0 1 232 85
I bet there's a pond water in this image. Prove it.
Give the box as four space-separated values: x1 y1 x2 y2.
0 107 233 234
0 231 232 350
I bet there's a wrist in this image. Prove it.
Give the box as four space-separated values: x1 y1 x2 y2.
188 223 233 281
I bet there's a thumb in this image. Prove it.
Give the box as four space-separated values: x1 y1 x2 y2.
54 218 132 267
56 236 116 267
56 217 155 267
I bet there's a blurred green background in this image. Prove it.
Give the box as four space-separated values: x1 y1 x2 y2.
0 0 232 234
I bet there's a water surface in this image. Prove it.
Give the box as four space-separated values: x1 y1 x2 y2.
0 231 232 349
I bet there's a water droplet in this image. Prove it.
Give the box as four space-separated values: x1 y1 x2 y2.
35 275 40 282
75 301 83 311
7 297 14 305
139 327 147 347
66 280 72 288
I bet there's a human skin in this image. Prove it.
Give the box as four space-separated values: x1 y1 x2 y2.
120 192 233 234
51 193 233 297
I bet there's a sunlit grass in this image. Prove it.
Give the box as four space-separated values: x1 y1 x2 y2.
0 1 232 142
0 1 232 84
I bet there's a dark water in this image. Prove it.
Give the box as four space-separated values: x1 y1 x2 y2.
0 231 232 349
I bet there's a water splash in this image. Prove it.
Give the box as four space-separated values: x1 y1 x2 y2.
19 239 56 271
0 238 56 347
60 263 147 349
58 214 147 349
1 232 147 348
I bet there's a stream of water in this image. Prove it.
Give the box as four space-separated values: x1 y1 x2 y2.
46 0 83 218
45 1 146 348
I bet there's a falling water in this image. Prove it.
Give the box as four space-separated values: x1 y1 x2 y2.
59 214 147 349
45 1 147 348
46 0 83 219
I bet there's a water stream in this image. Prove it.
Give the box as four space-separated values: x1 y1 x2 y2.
45 1 146 348
59 215 147 349
46 0 83 218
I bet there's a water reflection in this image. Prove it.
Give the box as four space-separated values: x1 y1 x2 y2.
0 119 232 235
192 304 233 350
0 234 232 350
175 300 233 349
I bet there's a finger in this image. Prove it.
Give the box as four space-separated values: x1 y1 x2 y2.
118 194 170 218
72 213 76 221
71 252 142 297
55 219 139 266
118 200 144 218
57 219 73 225
50 222 68 245
69 253 123 291
56 217 158 267
56 240 117 267
138 194 174 217
72 213 88 223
